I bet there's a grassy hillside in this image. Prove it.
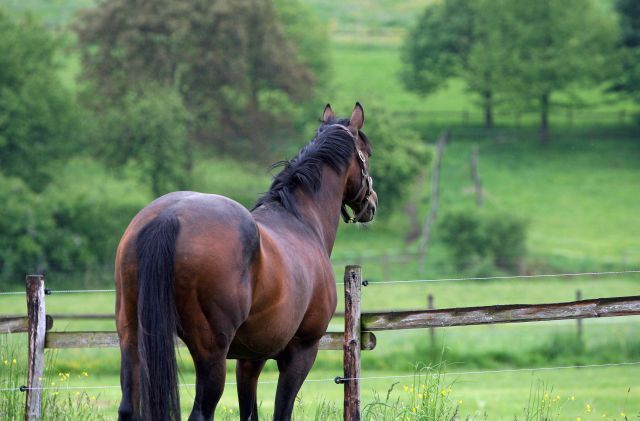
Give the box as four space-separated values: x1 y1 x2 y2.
1 1 639 419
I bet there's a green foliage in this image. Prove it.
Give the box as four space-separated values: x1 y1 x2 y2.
439 208 527 271
362 363 459 420
0 11 81 190
42 158 151 277
0 337 107 420
612 0 640 104
503 0 618 140
402 0 619 135
75 0 321 154
0 174 53 284
401 0 512 127
0 159 150 286
93 87 191 197
363 106 432 215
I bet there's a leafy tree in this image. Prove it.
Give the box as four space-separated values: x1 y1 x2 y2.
611 0 640 103
503 0 618 144
0 174 53 285
0 11 80 190
43 158 151 279
75 0 322 156
93 86 192 197
401 0 512 128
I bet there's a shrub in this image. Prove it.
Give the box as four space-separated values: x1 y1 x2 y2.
439 208 527 271
0 174 54 286
42 158 151 281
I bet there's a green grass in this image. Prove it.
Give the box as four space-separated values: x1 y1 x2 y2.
3 336 639 420
1 0 640 418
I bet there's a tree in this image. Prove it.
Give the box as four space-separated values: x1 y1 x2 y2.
94 86 192 197
75 0 324 156
611 0 640 103
0 11 80 190
504 0 618 144
401 0 512 128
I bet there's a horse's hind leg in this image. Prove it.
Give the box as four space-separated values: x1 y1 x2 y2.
273 341 319 421
236 359 267 420
117 341 140 421
183 315 238 421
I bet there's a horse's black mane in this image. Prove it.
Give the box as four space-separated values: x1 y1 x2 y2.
252 118 367 217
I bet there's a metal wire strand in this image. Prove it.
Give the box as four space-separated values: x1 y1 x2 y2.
4 361 638 393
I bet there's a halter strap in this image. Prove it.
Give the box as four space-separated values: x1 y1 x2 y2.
324 124 374 224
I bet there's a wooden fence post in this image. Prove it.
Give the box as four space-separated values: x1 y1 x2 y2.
427 294 435 347
470 144 483 208
419 131 448 267
343 265 362 421
24 275 46 421
576 289 583 340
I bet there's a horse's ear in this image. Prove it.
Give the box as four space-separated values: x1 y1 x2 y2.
322 104 335 123
349 102 364 130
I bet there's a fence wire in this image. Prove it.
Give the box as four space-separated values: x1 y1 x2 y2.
3 361 639 393
1 269 639 295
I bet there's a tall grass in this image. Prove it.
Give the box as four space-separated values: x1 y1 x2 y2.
0 336 105 420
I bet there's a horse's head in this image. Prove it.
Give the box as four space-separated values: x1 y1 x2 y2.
321 103 378 224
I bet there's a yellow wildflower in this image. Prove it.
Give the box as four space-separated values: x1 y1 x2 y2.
620 412 625 417
586 404 591 413
82 371 89 377
571 396 576 401
12 359 16 364
403 385 409 392
576 417 581 421
458 400 463 405
440 389 447 397
411 407 417 413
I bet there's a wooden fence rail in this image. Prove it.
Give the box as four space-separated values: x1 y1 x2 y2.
361 295 640 331
5 268 640 421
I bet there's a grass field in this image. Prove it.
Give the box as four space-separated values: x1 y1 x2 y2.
1 0 639 418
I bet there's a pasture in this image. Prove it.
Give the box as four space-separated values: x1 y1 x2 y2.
1 0 639 419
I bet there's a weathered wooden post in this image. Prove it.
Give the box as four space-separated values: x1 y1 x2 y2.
343 265 362 421
576 289 583 340
24 275 46 421
470 144 483 208
427 294 435 347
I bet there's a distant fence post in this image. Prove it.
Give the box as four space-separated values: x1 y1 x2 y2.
25 275 46 421
343 265 362 421
576 289 583 340
427 294 435 346
470 144 483 208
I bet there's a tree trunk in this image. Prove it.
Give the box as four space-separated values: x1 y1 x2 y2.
483 91 494 129
540 92 550 146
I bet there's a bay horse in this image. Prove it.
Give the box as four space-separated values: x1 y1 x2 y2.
115 103 378 420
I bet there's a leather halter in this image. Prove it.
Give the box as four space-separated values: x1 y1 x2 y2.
325 124 374 223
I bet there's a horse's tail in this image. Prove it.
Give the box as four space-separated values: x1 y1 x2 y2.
135 212 181 421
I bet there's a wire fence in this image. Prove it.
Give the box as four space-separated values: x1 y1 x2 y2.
0 269 638 295
2 361 638 393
